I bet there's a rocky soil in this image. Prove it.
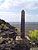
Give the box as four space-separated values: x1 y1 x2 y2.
0 19 36 50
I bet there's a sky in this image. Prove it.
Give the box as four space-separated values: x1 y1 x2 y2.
0 0 38 22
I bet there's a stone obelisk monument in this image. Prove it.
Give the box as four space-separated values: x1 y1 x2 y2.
21 10 25 38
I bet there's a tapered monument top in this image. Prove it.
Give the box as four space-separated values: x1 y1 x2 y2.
21 10 25 18
21 10 25 12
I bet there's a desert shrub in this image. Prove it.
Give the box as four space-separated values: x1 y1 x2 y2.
1 24 4 26
29 30 38 42
0 24 4 27
14 27 21 35
0 24 9 29
16 28 21 35
0 37 3 40
4 25 9 29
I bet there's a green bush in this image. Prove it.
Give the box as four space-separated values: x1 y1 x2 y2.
1 24 4 26
14 27 21 35
16 28 21 35
0 24 4 27
4 25 9 29
0 37 3 40
29 30 38 42
0 24 9 29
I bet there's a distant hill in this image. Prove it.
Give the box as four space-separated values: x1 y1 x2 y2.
25 22 38 24
10 22 38 34
10 22 38 24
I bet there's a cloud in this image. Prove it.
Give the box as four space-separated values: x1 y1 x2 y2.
0 0 38 11
26 13 38 22
25 1 38 10
0 0 38 10
0 12 21 22
0 0 38 22
0 0 25 10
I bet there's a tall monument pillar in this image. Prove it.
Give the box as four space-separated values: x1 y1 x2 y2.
21 10 25 38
